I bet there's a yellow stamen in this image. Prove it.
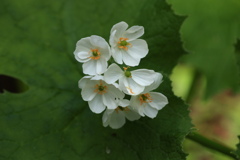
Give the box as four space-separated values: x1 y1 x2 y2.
139 93 152 105
89 49 101 60
115 106 130 113
123 66 130 71
118 37 132 50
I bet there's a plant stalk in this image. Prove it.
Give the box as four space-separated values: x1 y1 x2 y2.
187 132 238 159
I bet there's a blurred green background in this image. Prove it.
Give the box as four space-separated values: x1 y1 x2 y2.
171 64 240 160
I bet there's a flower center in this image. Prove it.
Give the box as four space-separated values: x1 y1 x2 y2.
92 51 99 57
120 40 128 46
115 106 130 113
139 93 153 105
118 38 131 50
124 71 132 77
98 85 105 91
90 49 101 60
94 81 108 95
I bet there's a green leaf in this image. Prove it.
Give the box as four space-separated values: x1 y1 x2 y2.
233 136 240 159
0 0 192 159
167 0 240 98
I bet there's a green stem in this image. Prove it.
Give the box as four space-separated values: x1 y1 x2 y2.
187 132 238 159
185 69 202 103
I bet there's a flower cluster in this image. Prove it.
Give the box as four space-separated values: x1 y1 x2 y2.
74 21 168 129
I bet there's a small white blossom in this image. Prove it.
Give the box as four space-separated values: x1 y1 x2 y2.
79 76 124 113
74 35 111 75
104 63 156 95
109 21 148 66
102 99 141 129
130 73 168 118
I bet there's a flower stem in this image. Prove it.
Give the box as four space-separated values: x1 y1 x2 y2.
186 132 238 159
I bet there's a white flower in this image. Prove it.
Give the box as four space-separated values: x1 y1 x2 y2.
79 76 124 113
74 35 111 75
102 99 141 129
104 63 156 95
109 21 148 66
130 73 168 118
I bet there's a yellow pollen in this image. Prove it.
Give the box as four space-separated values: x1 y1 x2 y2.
115 106 130 113
123 66 130 71
94 81 108 95
118 37 132 50
89 49 101 60
139 93 153 105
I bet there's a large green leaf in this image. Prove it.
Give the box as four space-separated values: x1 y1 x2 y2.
167 0 240 98
0 0 192 159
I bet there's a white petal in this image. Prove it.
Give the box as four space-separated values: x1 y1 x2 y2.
109 111 126 129
143 73 163 93
78 76 92 89
99 47 111 61
81 81 97 101
122 77 144 95
74 51 91 63
109 30 117 47
124 109 141 121
129 96 139 110
110 21 128 40
103 109 118 127
76 51 90 59
118 99 130 107
112 82 120 89
90 35 108 48
75 55 90 63
107 108 115 115
102 110 109 127
131 69 156 86
143 104 158 118
124 26 144 41
91 75 104 80
111 48 123 64
122 50 140 66
138 105 146 117
102 93 118 109
107 85 125 99
82 60 97 75
149 92 168 110
75 37 93 52
129 95 144 116
104 63 123 84
96 58 108 75
127 39 148 59
119 77 128 92
88 94 106 113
